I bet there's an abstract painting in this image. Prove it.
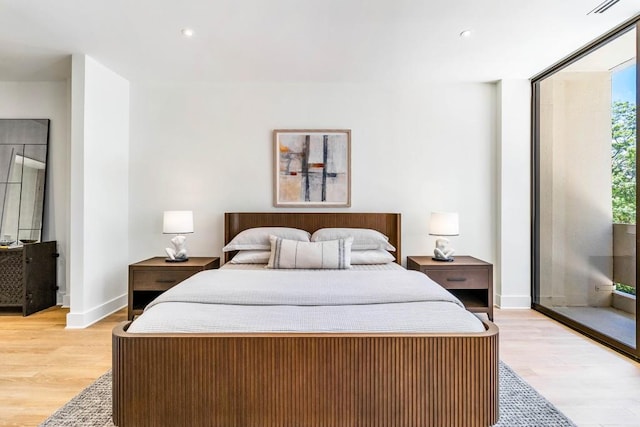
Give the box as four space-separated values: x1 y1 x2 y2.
274 129 351 207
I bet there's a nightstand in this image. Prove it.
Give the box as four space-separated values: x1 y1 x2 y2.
406 255 493 321
128 256 220 320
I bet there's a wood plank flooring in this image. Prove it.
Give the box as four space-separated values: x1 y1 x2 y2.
0 307 125 427
498 309 640 427
0 306 639 426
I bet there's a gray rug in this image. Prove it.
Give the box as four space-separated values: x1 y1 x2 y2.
40 362 576 427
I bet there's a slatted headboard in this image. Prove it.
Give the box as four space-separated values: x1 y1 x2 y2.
224 212 401 264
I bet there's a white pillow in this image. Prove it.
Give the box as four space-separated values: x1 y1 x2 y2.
223 227 311 252
267 236 353 269
350 249 395 265
229 250 271 264
311 228 396 252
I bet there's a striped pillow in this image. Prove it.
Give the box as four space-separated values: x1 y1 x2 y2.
267 236 353 269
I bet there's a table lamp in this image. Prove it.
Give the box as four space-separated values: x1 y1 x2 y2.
429 212 459 262
163 210 193 262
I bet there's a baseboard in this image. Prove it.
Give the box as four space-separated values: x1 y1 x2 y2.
496 294 531 309
65 294 127 329
60 292 71 308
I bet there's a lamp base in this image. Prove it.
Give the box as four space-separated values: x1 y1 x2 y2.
165 257 189 263
432 257 454 262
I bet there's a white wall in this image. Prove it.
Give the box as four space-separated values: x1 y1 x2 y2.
0 81 70 304
0 78 528 319
129 82 497 271
67 55 130 328
496 80 532 308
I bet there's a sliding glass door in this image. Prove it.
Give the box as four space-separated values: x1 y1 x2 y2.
533 20 639 360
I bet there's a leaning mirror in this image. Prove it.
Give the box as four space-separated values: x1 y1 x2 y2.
0 119 49 244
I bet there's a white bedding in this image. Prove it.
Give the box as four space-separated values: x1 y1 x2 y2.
128 267 486 334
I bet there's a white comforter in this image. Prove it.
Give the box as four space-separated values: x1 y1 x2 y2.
127 268 486 333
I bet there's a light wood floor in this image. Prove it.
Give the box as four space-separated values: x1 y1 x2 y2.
1 307 639 427
0 307 125 427
498 309 640 427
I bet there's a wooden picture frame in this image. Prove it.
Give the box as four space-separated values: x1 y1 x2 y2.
273 129 351 207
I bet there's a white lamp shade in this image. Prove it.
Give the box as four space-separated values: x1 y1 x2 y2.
429 212 459 236
163 211 194 234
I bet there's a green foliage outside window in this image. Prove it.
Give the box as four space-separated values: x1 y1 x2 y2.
612 100 636 225
615 283 636 296
612 101 636 296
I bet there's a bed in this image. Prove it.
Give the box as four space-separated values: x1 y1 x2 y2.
112 212 499 427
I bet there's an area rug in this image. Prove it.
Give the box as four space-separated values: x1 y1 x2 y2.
40 361 576 427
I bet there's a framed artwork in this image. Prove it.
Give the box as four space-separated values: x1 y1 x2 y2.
274 129 351 207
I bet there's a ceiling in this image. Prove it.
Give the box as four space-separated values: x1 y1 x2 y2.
0 0 638 84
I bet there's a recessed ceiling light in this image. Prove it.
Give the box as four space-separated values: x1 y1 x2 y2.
181 28 195 38
459 30 472 38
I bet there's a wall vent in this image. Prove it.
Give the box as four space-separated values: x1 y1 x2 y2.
587 0 621 14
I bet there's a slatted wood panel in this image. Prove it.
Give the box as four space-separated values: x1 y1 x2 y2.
223 212 401 263
113 323 498 427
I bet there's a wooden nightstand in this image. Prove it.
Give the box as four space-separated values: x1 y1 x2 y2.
128 256 220 320
407 255 493 321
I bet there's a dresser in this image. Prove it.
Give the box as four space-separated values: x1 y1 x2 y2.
0 241 58 316
128 256 220 320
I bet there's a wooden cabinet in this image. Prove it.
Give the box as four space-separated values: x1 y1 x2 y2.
407 255 493 321
128 256 220 320
0 241 58 316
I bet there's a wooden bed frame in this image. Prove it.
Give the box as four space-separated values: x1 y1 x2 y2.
112 212 499 427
